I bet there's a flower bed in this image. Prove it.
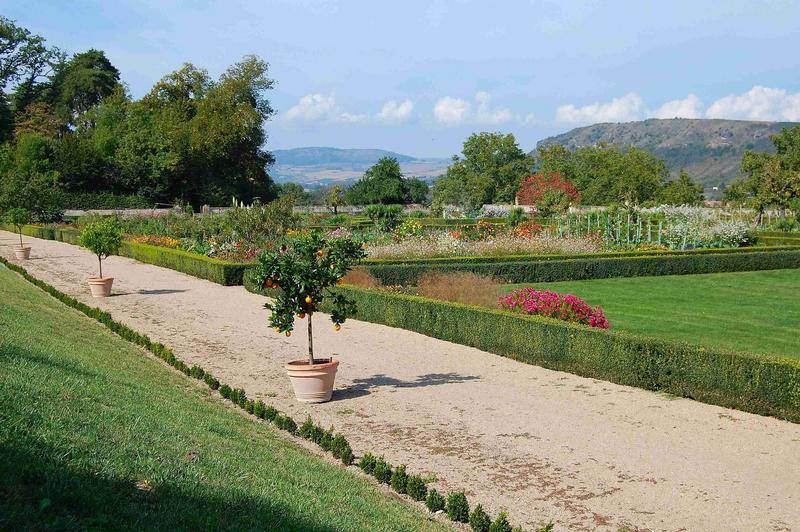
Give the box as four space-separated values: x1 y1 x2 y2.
499 287 609 328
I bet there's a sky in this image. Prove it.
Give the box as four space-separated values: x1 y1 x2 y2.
5 0 800 157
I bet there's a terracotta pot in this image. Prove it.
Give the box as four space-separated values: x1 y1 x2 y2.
285 358 340 403
13 246 31 260
87 277 114 298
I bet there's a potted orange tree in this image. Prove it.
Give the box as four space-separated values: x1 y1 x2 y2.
255 232 366 403
78 217 123 297
6 207 32 260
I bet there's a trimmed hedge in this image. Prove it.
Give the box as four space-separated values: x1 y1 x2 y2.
61 191 153 209
1 224 248 285
360 248 800 285
244 270 800 422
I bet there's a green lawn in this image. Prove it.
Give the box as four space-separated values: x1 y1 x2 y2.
500 269 800 360
0 265 444 531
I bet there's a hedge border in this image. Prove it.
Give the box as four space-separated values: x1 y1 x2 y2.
1 224 248 285
0 258 542 531
244 270 800 423
360 248 800 285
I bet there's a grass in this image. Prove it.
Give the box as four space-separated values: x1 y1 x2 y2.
500 269 800 360
0 265 444 531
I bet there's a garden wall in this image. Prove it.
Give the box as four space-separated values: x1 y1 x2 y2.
244 270 800 423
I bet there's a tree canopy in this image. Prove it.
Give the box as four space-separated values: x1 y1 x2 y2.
432 132 534 214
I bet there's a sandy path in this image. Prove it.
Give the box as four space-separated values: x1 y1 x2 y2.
2 230 799 532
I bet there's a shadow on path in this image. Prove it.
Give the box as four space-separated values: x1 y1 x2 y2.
333 372 479 400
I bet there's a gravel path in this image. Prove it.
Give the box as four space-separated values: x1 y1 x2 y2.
3 230 799 532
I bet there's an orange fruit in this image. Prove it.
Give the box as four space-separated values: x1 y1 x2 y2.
334 323 341 331
274 327 280 333
317 249 324 257
298 312 306 319
305 295 312 304
285 331 291 337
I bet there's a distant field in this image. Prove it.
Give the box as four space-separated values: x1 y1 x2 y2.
500 269 800 360
0 265 443 531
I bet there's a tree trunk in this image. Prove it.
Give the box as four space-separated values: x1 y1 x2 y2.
98 256 103 278
754 208 764 229
18 231 23 247
307 313 314 365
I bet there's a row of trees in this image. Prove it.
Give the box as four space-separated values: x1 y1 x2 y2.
725 126 800 225
429 132 705 215
0 17 277 219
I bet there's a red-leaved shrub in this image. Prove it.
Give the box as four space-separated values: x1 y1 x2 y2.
499 287 609 328
516 172 580 207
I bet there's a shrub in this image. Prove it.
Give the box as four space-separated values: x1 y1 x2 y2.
319 428 334 451
339 443 354 465
363 204 404 231
253 400 266 419
203 374 220 390
358 453 377 474
425 488 446 513
505 207 528 228
390 464 408 494
224 197 298 250
264 405 278 421
61 191 152 209
78 217 123 278
330 433 348 459
499 287 610 328
340 268 381 289
219 384 232 399
470 504 492 532
121 242 249 285
489 512 513 532
189 365 205 379
274 414 297 434
416 271 498 307
372 457 392 484
299 416 315 439
405 475 427 501
245 400 255 414
446 491 470 523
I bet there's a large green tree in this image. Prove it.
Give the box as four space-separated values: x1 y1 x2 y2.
46 49 120 128
432 132 534 214
345 156 408 204
659 170 704 205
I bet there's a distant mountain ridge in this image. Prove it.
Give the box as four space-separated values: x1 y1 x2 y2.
270 147 448 186
536 118 798 188
273 147 416 166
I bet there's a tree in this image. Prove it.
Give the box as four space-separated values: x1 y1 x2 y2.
516 172 581 215
345 156 408 204
325 184 345 213
5 206 30 247
0 17 60 94
734 126 800 225
46 49 120 128
79 217 123 279
432 132 534 214
276 182 310 205
659 170 704 205
255 233 366 364
406 177 429 205
535 143 668 205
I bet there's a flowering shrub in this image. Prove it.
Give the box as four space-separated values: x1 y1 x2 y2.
394 219 424 238
130 235 181 248
499 287 610 328
516 172 580 215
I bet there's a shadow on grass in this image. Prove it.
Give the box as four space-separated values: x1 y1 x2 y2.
1 344 99 380
0 440 338 532
333 372 479 400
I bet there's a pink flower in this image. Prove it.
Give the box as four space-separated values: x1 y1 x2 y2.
498 287 610 329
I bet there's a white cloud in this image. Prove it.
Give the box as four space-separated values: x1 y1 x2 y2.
376 99 414 123
652 94 703 119
433 92 513 126
556 92 645 124
433 96 471 126
284 93 367 124
474 91 513 124
705 86 800 121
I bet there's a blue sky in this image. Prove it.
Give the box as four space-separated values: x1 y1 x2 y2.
5 0 800 157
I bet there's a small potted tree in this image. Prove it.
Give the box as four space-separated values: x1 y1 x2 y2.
255 232 366 403
6 207 32 260
78 217 123 297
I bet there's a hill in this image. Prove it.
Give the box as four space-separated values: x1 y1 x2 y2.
536 118 798 189
271 147 449 186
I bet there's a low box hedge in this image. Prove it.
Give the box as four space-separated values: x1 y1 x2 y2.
243 269 800 422
2 224 248 286
361 248 800 285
